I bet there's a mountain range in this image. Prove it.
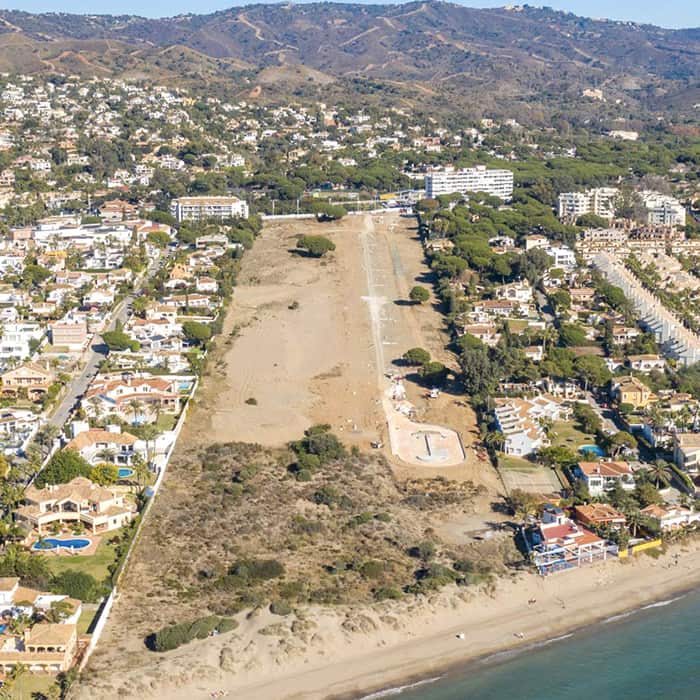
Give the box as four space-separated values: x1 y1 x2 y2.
0 2 699 119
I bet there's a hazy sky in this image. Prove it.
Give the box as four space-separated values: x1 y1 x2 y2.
1 0 698 29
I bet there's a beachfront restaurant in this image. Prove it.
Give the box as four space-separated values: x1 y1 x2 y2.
526 505 611 575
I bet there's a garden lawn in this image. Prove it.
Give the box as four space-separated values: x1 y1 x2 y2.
7 674 58 699
550 420 595 450
77 603 100 635
497 453 536 471
46 531 121 582
155 413 177 431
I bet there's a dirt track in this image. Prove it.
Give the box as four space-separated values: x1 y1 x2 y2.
188 212 494 489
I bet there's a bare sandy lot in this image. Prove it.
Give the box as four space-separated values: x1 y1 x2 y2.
194 212 490 490
72 213 505 700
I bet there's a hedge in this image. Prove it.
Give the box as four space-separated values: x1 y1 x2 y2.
147 615 238 652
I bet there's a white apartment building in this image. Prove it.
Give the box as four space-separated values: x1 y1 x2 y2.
639 191 686 227
547 245 576 270
0 323 44 363
170 196 249 222
425 166 513 201
557 187 619 221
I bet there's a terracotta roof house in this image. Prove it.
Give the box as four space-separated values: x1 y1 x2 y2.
640 504 700 531
574 461 635 497
64 428 144 466
0 578 81 674
15 476 136 536
574 503 627 528
81 375 182 424
529 504 609 575
0 361 55 402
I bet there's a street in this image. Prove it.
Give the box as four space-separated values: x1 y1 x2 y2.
47 252 164 429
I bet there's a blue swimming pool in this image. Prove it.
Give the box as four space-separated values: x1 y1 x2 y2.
118 467 135 479
32 537 91 551
579 444 605 458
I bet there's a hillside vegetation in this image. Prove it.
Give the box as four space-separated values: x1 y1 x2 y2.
1 3 699 117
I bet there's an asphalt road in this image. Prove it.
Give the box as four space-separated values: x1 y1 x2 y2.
47 253 163 429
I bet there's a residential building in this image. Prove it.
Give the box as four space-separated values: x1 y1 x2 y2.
673 433 700 472
49 318 88 351
574 503 627 528
574 461 635 496
626 354 666 372
424 166 513 201
525 234 549 250
170 196 249 222
64 428 145 466
16 476 136 536
493 395 569 457
528 504 609 576
0 323 44 363
0 362 54 401
546 245 576 270
640 504 700 531
557 187 619 221
612 375 654 409
81 375 186 423
639 191 686 227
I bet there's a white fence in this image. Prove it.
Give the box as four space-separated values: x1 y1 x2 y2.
76 376 200 672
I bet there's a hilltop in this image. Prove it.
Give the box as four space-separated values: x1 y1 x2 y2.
0 2 699 118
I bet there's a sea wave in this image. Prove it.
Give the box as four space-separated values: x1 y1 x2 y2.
360 675 444 698
641 594 686 610
603 594 686 623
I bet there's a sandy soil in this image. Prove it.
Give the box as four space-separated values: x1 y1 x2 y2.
72 214 509 699
196 216 382 449
192 212 489 489
74 543 700 700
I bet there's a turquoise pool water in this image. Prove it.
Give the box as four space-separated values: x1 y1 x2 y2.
118 467 135 478
579 444 604 457
33 537 91 551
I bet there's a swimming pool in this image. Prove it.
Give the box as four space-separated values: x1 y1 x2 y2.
32 537 91 551
579 444 605 458
118 467 135 479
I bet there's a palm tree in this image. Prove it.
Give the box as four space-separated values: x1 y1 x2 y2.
128 399 144 426
44 599 74 624
88 396 103 422
625 509 645 538
35 423 60 456
96 448 116 464
483 430 505 452
645 460 673 489
139 423 160 467
8 661 27 699
131 454 150 491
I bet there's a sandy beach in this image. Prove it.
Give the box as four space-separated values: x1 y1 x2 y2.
161 544 700 700
73 541 700 700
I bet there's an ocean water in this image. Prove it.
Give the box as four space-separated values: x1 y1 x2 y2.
368 588 700 700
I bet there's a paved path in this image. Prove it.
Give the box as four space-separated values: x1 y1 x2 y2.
48 253 164 429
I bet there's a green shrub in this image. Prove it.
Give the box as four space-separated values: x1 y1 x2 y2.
51 570 105 603
147 615 238 651
270 600 293 616
296 468 312 482
374 587 402 601
360 560 384 579
228 558 285 581
216 618 238 634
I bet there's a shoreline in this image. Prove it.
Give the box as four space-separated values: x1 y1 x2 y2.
326 549 700 700
339 576 700 700
177 541 700 700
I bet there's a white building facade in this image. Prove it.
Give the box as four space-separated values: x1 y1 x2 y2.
425 166 513 201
